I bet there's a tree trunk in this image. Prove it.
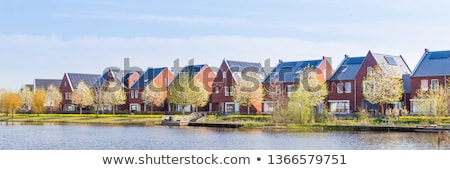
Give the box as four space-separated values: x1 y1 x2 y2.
113 105 116 115
151 104 154 113
80 105 83 115
96 102 100 118
380 103 385 117
181 106 185 115
247 105 250 115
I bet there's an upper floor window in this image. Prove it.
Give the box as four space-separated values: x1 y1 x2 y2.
131 90 135 99
337 83 343 94
431 79 439 91
421 79 428 91
65 92 71 100
230 86 234 96
223 71 227 79
367 67 373 75
345 82 351 93
363 81 375 94
224 86 229 96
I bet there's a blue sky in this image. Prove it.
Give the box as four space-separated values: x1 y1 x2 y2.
1 0 450 89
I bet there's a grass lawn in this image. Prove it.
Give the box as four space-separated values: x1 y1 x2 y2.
0 113 163 126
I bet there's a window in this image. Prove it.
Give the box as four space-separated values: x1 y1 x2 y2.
215 87 219 94
226 103 235 113
135 90 139 99
64 81 67 87
367 67 373 75
131 90 135 99
340 66 348 73
65 92 71 100
287 85 295 97
230 86 234 96
345 82 351 93
329 100 350 114
431 79 439 91
223 71 227 79
337 83 343 94
224 86 229 96
363 81 375 94
164 78 168 86
421 79 428 91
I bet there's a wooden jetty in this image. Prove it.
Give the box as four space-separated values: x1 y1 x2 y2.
161 113 243 128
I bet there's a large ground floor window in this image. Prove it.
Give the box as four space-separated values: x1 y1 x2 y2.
328 100 350 114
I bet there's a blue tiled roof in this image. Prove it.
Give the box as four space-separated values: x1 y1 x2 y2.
67 73 101 88
226 60 266 80
34 79 62 90
181 64 205 73
227 60 264 74
329 57 365 81
264 59 323 83
412 50 450 77
130 67 164 89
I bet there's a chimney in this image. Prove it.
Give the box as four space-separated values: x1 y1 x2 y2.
425 48 429 52
344 54 349 58
279 59 283 64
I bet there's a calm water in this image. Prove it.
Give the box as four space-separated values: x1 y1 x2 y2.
0 122 446 150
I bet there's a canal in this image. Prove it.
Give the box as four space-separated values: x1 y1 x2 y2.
0 122 445 150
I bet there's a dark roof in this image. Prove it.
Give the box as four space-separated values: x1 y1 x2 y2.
25 84 34 91
67 73 101 88
92 68 130 88
264 59 323 83
226 60 266 81
411 50 450 77
34 79 62 90
329 56 365 81
181 64 205 73
130 67 165 89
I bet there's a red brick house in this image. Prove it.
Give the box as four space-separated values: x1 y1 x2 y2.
410 49 450 114
59 73 101 111
327 51 411 114
263 57 333 113
211 59 266 114
126 67 174 113
170 64 216 113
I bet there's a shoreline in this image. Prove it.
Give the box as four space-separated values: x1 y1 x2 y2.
1 114 450 133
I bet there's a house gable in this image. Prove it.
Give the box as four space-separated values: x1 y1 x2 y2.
411 50 450 77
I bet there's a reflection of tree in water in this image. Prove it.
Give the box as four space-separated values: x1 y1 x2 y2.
438 131 450 150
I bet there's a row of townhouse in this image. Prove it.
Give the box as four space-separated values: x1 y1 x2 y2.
24 48 450 115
